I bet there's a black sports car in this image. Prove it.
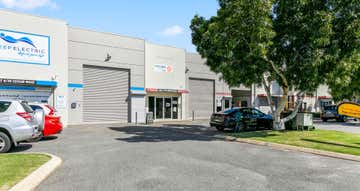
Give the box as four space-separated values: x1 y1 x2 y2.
210 107 273 131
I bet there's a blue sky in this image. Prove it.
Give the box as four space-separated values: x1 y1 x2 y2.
0 0 219 52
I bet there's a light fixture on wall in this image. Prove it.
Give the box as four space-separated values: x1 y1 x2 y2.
185 67 190 73
104 53 111 62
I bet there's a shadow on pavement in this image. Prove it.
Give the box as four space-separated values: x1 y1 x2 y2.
40 136 58 142
9 143 32 153
109 124 221 143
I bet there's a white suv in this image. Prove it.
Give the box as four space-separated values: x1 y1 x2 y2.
0 100 43 153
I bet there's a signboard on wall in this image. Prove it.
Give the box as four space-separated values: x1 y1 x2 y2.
0 89 51 103
153 64 173 73
0 78 35 86
56 95 66 109
0 29 50 65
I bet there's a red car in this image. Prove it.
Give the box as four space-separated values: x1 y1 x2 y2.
29 103 63 138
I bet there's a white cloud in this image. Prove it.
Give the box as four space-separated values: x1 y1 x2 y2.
159 25 184 37
0 0 58 10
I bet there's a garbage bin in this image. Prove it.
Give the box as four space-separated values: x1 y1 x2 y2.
146 112 154 124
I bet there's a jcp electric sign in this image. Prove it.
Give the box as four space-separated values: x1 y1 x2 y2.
0 29 50 65
153 64 173 73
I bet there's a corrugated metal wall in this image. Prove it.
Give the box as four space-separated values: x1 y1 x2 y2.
188 78 214 119
83 65 129 123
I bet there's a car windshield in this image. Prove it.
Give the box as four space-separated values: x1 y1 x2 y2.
324 105 336 111
223 108 239 114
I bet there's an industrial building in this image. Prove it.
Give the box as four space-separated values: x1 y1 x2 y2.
0 10 332 126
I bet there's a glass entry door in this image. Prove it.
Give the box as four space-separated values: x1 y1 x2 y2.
172 97 178 119
150 96 180 120
156 97 163 119
164 98 172 119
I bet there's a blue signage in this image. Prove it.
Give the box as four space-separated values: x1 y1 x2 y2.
0 29 50 66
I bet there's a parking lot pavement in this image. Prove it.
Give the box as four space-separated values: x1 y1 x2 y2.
12 123 360 191
315 119 360 134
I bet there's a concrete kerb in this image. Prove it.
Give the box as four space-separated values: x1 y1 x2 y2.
225 136 360 162
9 153 62 191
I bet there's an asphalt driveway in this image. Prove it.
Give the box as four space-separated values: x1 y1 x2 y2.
13 122 360 191
315 119 360 134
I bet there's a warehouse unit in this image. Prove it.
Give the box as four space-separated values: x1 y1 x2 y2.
67 27 146 125
0 10 69 125
145 42 187 121
185 53 252 120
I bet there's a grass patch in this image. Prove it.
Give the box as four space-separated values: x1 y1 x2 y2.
229 130 360 156
0 154 50 190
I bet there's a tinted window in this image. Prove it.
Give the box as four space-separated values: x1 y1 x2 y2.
0 101 11 112
241 108 252 116
21 102 34 113
252 109 264 116
30 105 43 111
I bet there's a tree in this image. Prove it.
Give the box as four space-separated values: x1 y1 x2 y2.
190 0 360 130
327 0 360 102
328 52 360 102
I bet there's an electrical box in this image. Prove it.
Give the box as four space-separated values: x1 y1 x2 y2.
296 113 313 127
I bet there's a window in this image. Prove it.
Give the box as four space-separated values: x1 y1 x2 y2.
241 108 252 116
241 101 248 107
252 109 264 116
30 105 43 111
148 97 155 118
225 99 230 109
0 101 11 112
21 102 34 113
324 105 336 111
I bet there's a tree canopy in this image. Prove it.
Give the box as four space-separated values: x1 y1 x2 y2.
190 0 360 129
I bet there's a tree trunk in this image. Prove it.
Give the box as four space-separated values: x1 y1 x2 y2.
262 76 275 114
264 59 290 130
273 91 305 130
282 93 305 123
273 85 289 130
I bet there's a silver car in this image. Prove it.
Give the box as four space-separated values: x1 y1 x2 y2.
0 100 43 153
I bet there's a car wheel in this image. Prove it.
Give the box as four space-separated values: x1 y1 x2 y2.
0 132 12 153
342 116 347 122
322 118 328 122
216 126 224 131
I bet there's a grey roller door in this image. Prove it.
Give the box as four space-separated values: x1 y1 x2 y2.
83 65 129 123
188 78 214 119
